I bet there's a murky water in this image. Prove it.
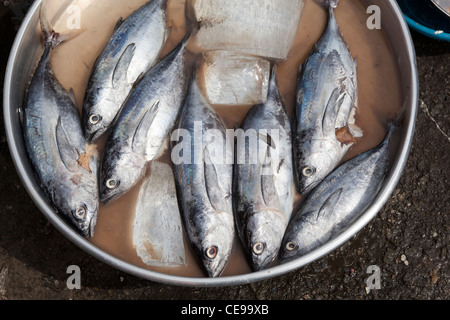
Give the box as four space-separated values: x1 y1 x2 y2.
41 0 402 277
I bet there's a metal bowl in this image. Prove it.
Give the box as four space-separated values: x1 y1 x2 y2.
3 0 418 287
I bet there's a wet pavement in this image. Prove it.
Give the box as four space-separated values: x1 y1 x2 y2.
0 1 449 300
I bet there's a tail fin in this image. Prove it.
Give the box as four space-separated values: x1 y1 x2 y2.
329 0 339 9
381 107 405 149
39 2 83 50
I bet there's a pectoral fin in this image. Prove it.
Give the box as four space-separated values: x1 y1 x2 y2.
131 100 160 157
316 188 342 221
203 144 231 211
112 43 136 89
322 87 345 135
55 117 81 171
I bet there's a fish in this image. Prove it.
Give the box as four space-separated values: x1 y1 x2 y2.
172 75 235 278
293 0 361 196
233 66 294 271
22 6 99 238
279 120 398 263
99 38 188 205
82 0 169 143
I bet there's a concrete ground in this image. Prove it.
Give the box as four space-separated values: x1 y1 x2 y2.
0 1 448 300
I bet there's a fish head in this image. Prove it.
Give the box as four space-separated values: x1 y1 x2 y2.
278 212 321 263
99 151 147 205
82 91 117 143
245 209 288 271
279 231 303 263
194 210 234 278
295 138 342 195
67 184 99 238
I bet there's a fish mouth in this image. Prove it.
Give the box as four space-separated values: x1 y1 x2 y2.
77 213 97 239
202 247 232 277
85 130 100 144
204 259 228 278
100 191 118 207
278 245 298 263
251 252 276 272
84 125 107 144
88 214 97 238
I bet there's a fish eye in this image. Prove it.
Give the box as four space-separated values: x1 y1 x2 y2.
302 166 316 177
285 241 298 251
252 242 265 255
89 114 101 125
74 205 87 220
205 246 218 259
106 178 119 189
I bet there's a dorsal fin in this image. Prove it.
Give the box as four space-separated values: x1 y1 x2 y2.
113 17 124 32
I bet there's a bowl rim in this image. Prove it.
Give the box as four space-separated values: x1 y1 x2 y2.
403 13 450 42
3 0 419 287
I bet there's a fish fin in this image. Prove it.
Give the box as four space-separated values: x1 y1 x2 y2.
203 144 231 211
39 2 52 41
68 88 77 107
260 142 278 208
322 87 345 134
39 3 83 49
348 123 363 139
133 71 146 88
379 109 404 147
329 0 339 9
257 132 276 150
203 148 219 211
165 26 173 43
113 17 124 32
131 100 160 157
112 43 136 89
349 57 359 115
55 117 80 171
316 187 342 221
352 57 358 90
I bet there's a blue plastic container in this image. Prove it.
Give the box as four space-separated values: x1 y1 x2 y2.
396 0 450 41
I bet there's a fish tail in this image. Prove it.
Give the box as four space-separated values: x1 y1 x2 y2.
380 107 405 147
325 0 340 31
329 0 339 9
387 104 406 130
39 3 61 49
161 0 169 11
39 2 83 50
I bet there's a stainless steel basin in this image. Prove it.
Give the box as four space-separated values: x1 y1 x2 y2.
3 0 418 287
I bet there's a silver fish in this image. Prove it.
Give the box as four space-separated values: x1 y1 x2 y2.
280 121 397 263
293 0 361 196
233 67 294 271
22 9 98 238
99 39 188 205
172 76 234 278
82 0 169 143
